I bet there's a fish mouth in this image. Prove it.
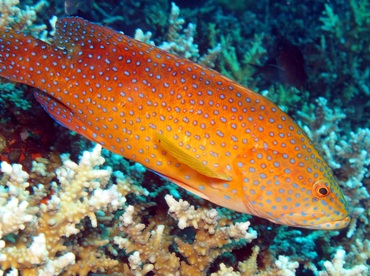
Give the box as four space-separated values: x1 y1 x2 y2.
304 216 351 230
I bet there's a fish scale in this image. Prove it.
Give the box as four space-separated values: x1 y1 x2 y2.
0 17 350 229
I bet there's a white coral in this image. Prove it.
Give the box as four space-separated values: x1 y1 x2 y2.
0 161 38 240
0 233 48 265
1 161 29 199
39 252 75 276
221 222 257 242
165 194 219 232
88 185 126 227
275 255 299 276
0 145 129 272
0 0 49 37
119 205 135 227
165 194 257 242
319 249 368 276
0 198 34 238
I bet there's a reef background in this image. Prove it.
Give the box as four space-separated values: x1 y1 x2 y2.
0 0 369 275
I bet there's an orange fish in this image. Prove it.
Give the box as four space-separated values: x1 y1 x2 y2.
0 18 350 229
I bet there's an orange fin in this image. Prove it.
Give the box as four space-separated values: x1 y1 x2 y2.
164 175 211 201
33 90 74 128
54 17 125 51
33 91 98 143
156 133 232 181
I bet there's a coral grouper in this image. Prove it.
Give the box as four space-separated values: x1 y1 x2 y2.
0 18 350 229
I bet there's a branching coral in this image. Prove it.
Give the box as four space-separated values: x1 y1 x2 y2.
210 245 299 275
161 2 199 60
0 144 261 275
315 0 370 109
113 195 257 275
0 145 132 274
218 32 266 88
0 161 38 240
318 249 368 276
114 205 180 275
0 0 49 36
165 195 257 275
134 2 221 67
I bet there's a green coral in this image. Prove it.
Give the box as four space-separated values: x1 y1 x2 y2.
261 85 308 114
218 32 266 89
0 82 31 111
317 0 370 105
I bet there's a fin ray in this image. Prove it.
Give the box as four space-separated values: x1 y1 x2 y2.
33 90 99 143
55 17 125 50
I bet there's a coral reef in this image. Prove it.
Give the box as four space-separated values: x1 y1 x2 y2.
0 146 127 274
134 2 221 67
0 146 258 275
0 82 31 112
1 144 366 275
112 195 258 275
0 0 50 37
317 249 368 276
318 1 370 104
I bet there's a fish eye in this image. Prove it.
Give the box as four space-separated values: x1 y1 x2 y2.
312 180 331 199
319 187 328 195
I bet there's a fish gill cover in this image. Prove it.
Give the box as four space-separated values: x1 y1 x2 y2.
0 0 369 275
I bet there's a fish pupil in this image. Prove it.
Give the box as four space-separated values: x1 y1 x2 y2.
319 187 328 195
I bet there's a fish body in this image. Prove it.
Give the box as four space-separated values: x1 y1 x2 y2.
0 18 349 229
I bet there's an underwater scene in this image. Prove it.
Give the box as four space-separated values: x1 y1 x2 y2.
0 0 369 275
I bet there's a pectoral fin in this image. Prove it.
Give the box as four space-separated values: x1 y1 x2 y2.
33 90 99 144
156 133 232 181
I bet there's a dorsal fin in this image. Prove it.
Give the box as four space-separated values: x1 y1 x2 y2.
156 133 232 181
54 17 126 51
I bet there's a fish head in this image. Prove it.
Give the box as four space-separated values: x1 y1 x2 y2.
274 175 351 230
295 177 351 229
241 147 350 230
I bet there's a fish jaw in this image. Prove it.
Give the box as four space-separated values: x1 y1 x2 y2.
306 216 351 230
279 209 351 230
244 199 350 229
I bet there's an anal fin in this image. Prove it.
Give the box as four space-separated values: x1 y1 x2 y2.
33 90 97 143
33 90 73 129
